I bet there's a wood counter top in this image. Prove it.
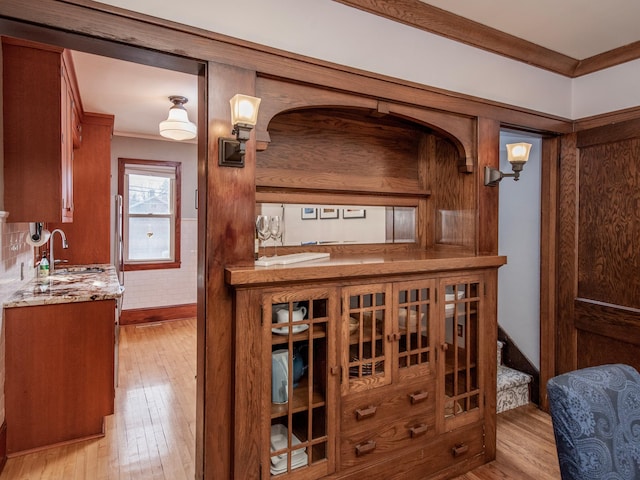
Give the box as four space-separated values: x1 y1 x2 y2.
225 250 507 287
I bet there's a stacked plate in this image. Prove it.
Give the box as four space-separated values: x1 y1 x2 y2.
270 424 308 475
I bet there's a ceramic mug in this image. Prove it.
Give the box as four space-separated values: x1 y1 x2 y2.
276 306 307 324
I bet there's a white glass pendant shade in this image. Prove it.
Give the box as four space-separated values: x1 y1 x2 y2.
159 96 197 141
229 94 261 126
506 142 532 164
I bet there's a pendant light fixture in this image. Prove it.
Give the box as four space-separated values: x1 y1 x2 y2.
159 95 197 141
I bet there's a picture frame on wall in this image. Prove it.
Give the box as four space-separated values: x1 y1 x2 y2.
342 208 366 219
319 207 339 219
301 207 317 220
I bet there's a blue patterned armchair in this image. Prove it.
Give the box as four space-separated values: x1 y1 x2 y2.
547 364 640 480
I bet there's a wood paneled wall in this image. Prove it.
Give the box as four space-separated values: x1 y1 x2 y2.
556 118 640 375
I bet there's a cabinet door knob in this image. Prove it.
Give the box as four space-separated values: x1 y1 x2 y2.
452 443 469 457
409 423 428 438
330 366 340 376
355 440 376 456
441 342 449 351
408 390 429 404
355 405 377 420
387 332 401 342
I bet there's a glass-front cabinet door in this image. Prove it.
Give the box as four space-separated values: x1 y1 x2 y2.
393 279 436 382
262 287 337 479
438 275 484 430
341 284 392 395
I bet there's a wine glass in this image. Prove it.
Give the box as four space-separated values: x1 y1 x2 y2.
269 216 283 257
256 215 271 259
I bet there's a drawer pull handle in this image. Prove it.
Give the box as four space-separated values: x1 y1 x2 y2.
409 390 429 404
452 443 469 457
355 405 377 420
355 440 376 456
409 423 428 438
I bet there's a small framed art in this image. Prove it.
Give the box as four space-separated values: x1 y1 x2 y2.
319 207 339 219
342 208 366 219
301 207 317 220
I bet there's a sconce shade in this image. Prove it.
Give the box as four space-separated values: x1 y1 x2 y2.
484 141 533 187
229 94 261 127
159 95 197 141
506 142 532 164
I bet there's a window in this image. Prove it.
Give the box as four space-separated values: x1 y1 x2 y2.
118 158 181 270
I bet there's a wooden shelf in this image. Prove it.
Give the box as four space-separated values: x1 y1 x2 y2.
271 323 327 345
271 378 326 419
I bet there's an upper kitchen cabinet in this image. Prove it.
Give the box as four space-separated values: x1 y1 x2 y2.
2 37 82 223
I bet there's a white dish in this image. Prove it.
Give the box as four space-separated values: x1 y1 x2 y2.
270 452 308 475
270 424 307 474
272 324 309 335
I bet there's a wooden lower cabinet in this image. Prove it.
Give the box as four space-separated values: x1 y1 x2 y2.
230 267 496 479
5 300 116 454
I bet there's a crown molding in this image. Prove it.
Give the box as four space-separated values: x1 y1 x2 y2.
334 0 640 78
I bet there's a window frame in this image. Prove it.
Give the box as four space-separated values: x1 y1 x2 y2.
118 158 181 271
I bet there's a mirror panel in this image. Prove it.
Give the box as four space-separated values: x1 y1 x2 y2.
257 203 416 246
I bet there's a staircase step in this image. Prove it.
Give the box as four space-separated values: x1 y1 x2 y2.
497 365 532 413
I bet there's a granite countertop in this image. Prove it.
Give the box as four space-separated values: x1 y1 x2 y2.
4 264 124 308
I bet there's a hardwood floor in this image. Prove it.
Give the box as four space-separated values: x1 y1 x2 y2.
0 318 196 480
452 404 561 480
0 317 560 479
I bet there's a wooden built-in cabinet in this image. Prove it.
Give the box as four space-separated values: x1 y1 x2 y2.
2 37 81 223
227 259 501 479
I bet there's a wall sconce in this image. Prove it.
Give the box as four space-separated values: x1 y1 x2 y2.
484 142 532 187
159 96 197 141
218 94 262 167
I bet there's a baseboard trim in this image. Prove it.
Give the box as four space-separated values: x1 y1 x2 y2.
0 421 6 474
120 303 196 325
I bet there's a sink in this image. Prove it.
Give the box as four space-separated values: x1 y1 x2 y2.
53 267 105 275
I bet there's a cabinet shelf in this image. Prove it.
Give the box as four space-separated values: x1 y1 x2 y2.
271 323 327 345
271 377 326 419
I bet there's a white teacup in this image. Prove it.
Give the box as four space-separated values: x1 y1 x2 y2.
276 306 307 323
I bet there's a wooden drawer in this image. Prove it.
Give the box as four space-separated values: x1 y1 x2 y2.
341 380 434 436
340 409 436 469
336 423 485 479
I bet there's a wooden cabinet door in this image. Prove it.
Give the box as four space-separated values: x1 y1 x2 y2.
341 284 393 395
392 279 437 383
437 274 485 432
60 61 74 222
2 38 75 223
262 287 338 479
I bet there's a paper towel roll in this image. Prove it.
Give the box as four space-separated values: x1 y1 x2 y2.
26 223 50 247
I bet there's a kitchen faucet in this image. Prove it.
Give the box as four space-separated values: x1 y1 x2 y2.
49 229 69 274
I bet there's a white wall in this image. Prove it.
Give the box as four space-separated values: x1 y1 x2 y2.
498 132 542 369
98 0 640 119
111 136 198 310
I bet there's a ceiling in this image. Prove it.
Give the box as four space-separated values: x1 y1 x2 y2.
69 0 640 140
418 0 640 60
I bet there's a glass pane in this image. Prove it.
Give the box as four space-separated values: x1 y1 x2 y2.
127 217 171 260
444 281 480 419
269 292 330 475
347 291 386 383
397 286 431 372
128 173 171 214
